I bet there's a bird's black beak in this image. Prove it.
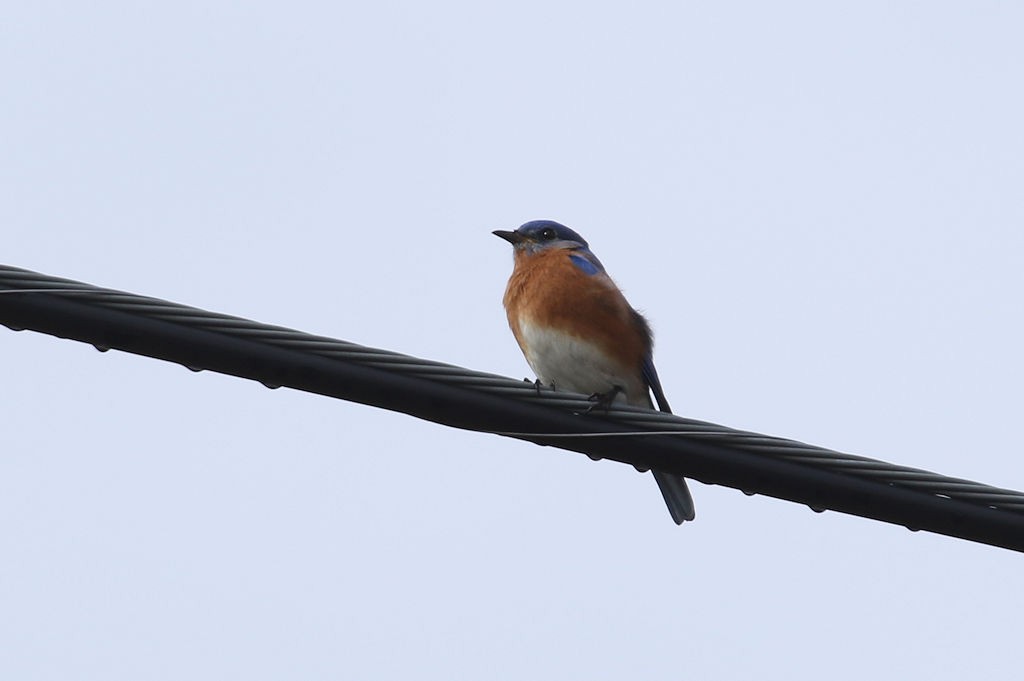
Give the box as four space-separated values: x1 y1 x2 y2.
492 229 525 245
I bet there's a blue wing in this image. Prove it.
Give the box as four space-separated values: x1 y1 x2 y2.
641 354 672 413
632 308 671 413
568 248 606 276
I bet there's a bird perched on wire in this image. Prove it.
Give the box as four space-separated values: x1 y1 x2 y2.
493 220 695 523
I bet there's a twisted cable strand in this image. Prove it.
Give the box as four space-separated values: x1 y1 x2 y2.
3 264 1023 545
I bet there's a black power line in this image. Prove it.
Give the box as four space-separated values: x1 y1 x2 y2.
2 263 1023 552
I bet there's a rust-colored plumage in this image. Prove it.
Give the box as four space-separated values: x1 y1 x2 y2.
502 248 651 387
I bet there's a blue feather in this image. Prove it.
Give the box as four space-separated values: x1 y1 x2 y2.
642 354 672 413
569 253 601 275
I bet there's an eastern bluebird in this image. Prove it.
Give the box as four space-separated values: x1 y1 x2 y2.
494 220 695 524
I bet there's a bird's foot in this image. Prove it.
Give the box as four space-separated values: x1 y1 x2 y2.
585 385 623 414
523 377 550 396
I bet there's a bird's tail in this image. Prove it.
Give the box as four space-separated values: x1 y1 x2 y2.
652 470 696 524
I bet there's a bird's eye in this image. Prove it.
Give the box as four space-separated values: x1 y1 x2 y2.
540 228 556 240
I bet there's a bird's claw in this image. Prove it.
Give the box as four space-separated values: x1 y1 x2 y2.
584 385 623 414
523 377 547 396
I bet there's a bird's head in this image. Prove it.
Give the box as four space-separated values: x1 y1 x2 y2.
492 220 589 255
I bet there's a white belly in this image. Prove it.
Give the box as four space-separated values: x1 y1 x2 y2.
518 320 646 405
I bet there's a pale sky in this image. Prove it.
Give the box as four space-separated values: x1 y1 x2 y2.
3 2 1023 679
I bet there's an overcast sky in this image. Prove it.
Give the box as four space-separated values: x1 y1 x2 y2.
3 2 1023 679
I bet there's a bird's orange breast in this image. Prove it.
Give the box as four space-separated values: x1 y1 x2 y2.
501 248 649 371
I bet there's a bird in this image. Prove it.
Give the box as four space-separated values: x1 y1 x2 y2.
493 219 695 523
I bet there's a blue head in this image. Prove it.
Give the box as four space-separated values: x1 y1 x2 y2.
493 220 590 254
494 220 606 274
